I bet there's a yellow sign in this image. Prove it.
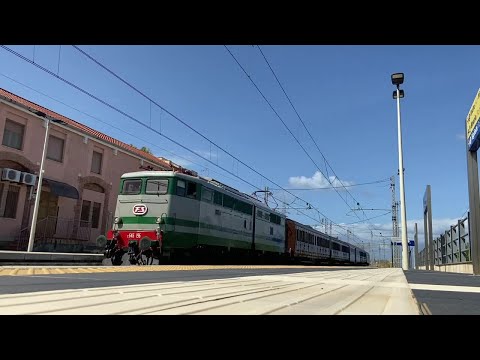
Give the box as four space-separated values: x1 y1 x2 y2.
467 89 480 138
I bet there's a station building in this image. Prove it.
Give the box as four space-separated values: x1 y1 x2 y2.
0 88 193 250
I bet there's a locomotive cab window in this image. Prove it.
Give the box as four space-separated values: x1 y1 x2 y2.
146 179 168 195
186 182 197 199
122 179 142 195
176 179 186 196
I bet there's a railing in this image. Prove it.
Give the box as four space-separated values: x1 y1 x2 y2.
417 215 470 267
9 216 97 253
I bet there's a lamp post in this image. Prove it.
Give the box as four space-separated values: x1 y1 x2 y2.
27 113 64 252
391 72 409 270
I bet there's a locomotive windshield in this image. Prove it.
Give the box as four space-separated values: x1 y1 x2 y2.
146 179 168 195
122 179 142 194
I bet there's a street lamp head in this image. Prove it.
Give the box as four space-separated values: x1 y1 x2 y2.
393 89 405 99
391 73 404 86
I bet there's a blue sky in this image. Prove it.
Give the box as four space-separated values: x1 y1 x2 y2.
0 45 477 261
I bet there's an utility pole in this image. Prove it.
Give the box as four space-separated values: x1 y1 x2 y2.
391 175 399 267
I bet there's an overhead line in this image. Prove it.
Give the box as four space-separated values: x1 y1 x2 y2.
0 72 241 185
1 45 370 242
270 178 390 190
256 45 387 235
225 45 365 224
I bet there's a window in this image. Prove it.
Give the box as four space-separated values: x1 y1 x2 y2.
319 237 330 248
235 201 253 215
1 185 19 218
270 213 281 225
80 200 101 228
257 210 263 218
122 179 142 194
146 179 168 194
46 135 64 162
91 151 103 174
214 191 222 205
91 202 101 229
2 120 24 150
186 182 197 199
202 188 213 202
80 200 91 227
244 220 247 229
270 226 273 235
223 194 235 209
176 179 186 196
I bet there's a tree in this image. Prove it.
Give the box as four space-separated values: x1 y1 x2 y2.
140 146 152 154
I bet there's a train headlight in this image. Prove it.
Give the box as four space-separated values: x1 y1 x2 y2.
114 217 122 224
155 217 161 224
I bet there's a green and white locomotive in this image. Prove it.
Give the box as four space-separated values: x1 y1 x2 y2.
98 170 287 265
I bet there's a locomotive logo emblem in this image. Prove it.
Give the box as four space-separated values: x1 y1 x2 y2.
133 204 148 216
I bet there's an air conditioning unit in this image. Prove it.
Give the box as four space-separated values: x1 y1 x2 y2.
1 168 21 182
20 172 37 186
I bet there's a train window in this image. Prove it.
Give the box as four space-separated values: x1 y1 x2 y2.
214 191 223 205
257 210 263 218
176 179 186 197
270 226 273 235
223 194 235 209
146 179 168 195
269 213 281 225
202 188 213 202
235 201 253 215
332 242 340 251
186 182 197 199
244 220 247 229
342 245 349 253
122 179 142 195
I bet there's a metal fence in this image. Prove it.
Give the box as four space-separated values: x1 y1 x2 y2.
7 216 97 253
417 215 470 267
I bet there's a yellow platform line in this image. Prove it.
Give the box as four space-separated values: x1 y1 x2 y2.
0 264 338 276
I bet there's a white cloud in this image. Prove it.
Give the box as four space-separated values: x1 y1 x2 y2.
288 171 354 189
456 133 466 141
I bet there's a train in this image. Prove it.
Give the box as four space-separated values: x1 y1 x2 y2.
96 170 370 266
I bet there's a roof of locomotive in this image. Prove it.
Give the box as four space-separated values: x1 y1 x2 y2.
120 170 285 216
121 170 177 178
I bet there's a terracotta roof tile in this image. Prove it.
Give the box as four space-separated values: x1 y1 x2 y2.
0 88 173 170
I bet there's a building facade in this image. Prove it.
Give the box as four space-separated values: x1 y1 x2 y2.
0 88 190 251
